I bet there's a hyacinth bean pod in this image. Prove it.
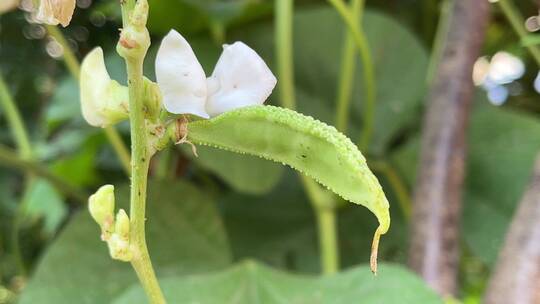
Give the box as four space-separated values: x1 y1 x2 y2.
187 105 390 264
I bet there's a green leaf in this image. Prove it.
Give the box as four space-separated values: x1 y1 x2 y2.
183 145 283 194
391 101 540 265
19 181 232 304
113 261 442 304
234 8 428 155
21 178 67 236
188 105 390 237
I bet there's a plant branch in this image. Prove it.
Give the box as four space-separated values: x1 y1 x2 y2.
334 0 363 133
408 0 490 296
120 1 165 302
484 154 540 304
497 0 540 66
275 0 296 110
0 145 87 203
275 0 340 274
326 0 375 151
370 160 411 220
45 25 132 175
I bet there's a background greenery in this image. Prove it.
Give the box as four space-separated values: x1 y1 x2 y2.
0 0 539 303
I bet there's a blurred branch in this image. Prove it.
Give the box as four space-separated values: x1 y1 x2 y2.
326 0 375 150
275 0 296 110
484 154 540 304
46 25 80 78
0 145 87 203
45 26 132 175
497 0 540 66
0 71 33 276
425 0 453 85
370 160 412 220
0 74 32 160
334 0 363 133
408 0 489 297
275 0 340 274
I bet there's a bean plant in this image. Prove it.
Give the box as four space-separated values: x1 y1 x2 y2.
79 0 389 302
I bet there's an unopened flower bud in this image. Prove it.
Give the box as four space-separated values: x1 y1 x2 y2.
35 0 76 27
80 48 129 127
115 209 130 241
89 185 115 227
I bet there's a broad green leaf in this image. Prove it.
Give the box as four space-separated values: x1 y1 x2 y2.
183 145 283 194
113 261 442 304
21 178 67 236
19 181 232 304
188 106 390 240
220 169 407 273
235 8 428 155
392 101 540 265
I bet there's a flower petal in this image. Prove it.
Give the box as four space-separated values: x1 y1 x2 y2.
36 0 76 27
80 48 129 127
205 42 277 117
155 30 209 118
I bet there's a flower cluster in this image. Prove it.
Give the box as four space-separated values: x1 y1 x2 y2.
80 29 277 127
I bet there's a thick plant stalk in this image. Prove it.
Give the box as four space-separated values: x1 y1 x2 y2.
119 0 165 302
483 155 540 304
275 0 340 274
408 0 489 296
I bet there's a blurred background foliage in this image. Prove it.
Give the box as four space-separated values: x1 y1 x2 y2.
0 0 539 303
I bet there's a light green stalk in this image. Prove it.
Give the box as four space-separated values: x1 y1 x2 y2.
334 0 363 133
498 0 540 66
119 0 165 302
327 0 376 150
275 0 340 274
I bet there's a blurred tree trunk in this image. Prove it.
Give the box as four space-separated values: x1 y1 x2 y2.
483 154 540 304
408 0 489 296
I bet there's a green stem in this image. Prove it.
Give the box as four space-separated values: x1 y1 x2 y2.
45 25 132 175
0 74 32 160
0 145 87 203
425 0 453 85
104 127 132 174
327 0 376 151
275 0 296 109
46 25 80 78
370 160 411 220
334 0 363 133
120 2 165 303
0 72 33 276
275 0 340 274
498 0 540 66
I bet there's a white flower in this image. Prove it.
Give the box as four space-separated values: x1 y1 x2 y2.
35 0 76 27
155 30 277 118
80 48 129 127
0 0 19 15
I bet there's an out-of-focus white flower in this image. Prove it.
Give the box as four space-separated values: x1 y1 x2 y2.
155 30 277 119
80 48 129 127
0 0 19 14
488 51 525 84
36 0 76 27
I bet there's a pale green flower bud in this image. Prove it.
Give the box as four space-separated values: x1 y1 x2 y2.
108 234 132 262
80 47 129 128
117 0 150 61
115 209 130 241
88 185 115 239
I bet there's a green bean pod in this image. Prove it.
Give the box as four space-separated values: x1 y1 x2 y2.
187 106 390 240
